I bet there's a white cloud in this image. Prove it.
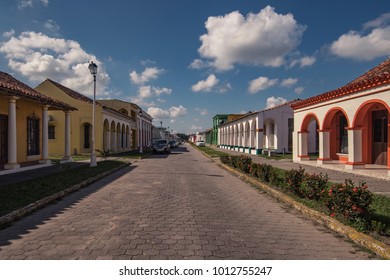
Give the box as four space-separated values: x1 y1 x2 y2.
131 85 171 107
195 108 208 116
147 105 187 119
191 74 219 92
294 87 304 94
44 19 60 34
329 13 390 61
169 105 187 117
130 67 164 85
188 59 208 69
18 0 48 9
191 125 203 131
266 96 288 109
363 12 390 30
0 31 110 96
147 107 170 119
280 78 298 88
2 29 15 38
198 6 306 70
289 55 316 68
248 76 278 94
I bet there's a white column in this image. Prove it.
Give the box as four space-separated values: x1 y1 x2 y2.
5 96 20 170
297 131 310 161
317 130 332 164
345 128 364 170
40 105 50 164
63 111 72 161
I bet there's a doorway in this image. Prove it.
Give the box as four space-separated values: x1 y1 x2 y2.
0 115 7 163
372 110 388 165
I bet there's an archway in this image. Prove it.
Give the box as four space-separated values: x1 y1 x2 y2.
354 100 390 166
323 108 349 161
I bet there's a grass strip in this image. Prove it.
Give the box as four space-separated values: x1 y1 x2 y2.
0 160 124 217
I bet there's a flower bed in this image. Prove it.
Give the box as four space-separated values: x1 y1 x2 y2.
219 154 390 239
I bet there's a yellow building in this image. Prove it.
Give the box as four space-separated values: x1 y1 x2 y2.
98 99 153 150
0 72 75 173
35 79 136 158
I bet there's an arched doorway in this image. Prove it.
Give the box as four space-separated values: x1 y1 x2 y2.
298 113 319 159
323 108 350 162
354 100 389 166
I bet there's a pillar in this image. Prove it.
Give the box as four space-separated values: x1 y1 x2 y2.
297 131 310 161
63 111 72 161
5 96 20 169
345 128 365 170
40 105 50 164
317 130 332 164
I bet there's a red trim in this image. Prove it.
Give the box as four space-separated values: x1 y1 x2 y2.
345 161 365 165
298 155 310 158
291 59 390 110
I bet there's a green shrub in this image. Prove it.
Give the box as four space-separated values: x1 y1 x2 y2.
270 168 286 187
220 154 231 165
301 173 329 200
285 166 306 197
325 179 373 221
236 155 252 173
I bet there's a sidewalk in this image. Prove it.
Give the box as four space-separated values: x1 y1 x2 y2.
210 146 390 197
0 156 137 188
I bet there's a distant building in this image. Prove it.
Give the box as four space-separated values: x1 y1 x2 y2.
212 114 244 146
291 58 390 176
98 99 152 150
218 101 311 155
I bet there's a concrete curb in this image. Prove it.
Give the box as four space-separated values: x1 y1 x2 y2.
194 147 390 260
0 162 130 226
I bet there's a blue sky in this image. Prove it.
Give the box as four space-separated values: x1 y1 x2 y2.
0 0 389 134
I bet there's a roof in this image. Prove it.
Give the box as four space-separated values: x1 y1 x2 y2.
45 79 97 105
0 72 76 111
219 99 299 127
291 58 390 110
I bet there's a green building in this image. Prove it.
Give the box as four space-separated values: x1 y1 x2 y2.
212 114 228 146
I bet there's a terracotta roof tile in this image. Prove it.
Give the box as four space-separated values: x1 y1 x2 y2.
0 71 76 111
46 79 98 105
291 58 390 110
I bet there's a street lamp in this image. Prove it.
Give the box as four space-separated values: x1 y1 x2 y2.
138 111 143 153
88 61 98 167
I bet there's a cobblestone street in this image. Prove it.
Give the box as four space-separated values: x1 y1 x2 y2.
0 144 378 259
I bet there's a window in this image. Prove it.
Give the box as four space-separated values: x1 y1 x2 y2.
48 125 55 140
84 123 91 149
27 115 40 156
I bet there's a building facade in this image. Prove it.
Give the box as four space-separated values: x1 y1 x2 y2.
292 58 390 176
0 72 75 172
218 101 311 155
35 80 135 157
98 99 152 150
212 115 228 146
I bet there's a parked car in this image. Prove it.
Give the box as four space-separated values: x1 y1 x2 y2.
153 139 171 154
168 140 178 149
195 140 205 147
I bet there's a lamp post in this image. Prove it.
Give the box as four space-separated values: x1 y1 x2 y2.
138 111 143 153
88 61 98 167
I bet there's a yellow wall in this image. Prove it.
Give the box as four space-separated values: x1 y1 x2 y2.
0 94 44 164
35 80 104 156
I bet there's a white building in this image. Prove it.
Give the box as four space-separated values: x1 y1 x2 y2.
292 58 390 176
218 101 315 155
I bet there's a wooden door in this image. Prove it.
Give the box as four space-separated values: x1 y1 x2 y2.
372 110 388 165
